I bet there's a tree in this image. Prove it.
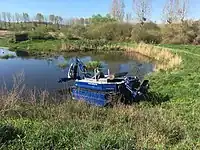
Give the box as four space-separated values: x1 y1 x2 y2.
0 14 1 28
23 13 30 23
162 0 189 23
44 16 49 27
110 0 125 22
15 13 21 23
125 13 132 23
132 0 152 24
36 13 44 23
6 12 12 27
58 16 63 25
176 0 189 22
90 14 117 24
49 14 55 24
80 18 85 25
2 12 7 28
12 15 15 28
55 16 63 28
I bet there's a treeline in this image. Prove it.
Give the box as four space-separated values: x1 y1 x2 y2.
0 0 190 28
0 12 119 30
1 0 199 45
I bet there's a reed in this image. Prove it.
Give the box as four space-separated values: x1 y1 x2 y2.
123 42 182 71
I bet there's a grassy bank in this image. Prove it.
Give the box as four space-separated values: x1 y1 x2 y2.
0 34 125 56
0 44 200 149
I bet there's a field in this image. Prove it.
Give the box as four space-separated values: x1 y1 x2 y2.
0 44 200 149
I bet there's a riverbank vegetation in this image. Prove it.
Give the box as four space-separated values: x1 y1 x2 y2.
0 54 15 59
1 46 200 149
86 61 103 70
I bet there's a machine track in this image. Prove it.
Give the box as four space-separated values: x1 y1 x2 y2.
69 86 124 107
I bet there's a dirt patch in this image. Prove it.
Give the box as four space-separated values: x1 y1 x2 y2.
0 30 13 37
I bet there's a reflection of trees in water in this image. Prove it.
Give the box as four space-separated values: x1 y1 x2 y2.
131 62 154 80
45 52 154 79
106 62 121 74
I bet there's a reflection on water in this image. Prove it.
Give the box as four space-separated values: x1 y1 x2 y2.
0 49 155 92
0 48 17 57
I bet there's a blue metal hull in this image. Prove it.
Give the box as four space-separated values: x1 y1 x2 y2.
71 87 107 106
74 81 118 92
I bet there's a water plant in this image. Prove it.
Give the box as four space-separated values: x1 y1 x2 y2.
57 62 68 69
0 54 16 59
86 61 102 70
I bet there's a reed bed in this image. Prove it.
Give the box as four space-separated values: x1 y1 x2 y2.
124 42 182 71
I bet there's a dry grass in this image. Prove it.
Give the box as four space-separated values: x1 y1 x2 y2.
0 72 25 111
0 72 199 149
0 30 13 38
124 42 182 71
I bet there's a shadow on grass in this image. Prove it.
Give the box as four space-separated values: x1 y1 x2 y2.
139 91 170 105
0 124 24 147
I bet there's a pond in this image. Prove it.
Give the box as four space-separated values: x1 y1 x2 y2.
0 48 155 93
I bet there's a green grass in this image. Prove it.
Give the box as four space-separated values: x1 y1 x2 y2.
86 61 103 70
0 38 126 56
1 44 200 149
0 38 62 55
0 38 9 48
9 40 62 52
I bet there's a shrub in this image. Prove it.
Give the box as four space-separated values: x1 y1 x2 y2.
28 31 55 40
86 61 102 70
161 22 197 44
0 124 24 146
131 23 162 44
85 22 133 41
14 32 29 42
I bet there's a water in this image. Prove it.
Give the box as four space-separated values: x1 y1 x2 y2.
0 48 155 93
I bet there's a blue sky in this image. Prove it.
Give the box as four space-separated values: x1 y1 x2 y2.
0 0 199 21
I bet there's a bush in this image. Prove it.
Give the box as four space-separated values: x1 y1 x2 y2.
28 31 55 40
86 61 102 70
85 22 133 41
0 124 24 146
161 22 197 44
14 32 29 42
131 23 162 44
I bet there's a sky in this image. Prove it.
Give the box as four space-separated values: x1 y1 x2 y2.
0 0 200 22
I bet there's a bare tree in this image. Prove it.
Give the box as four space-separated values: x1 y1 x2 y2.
119 0 125 22
15 13 21 23
132 0 152 24
110 0 125 22
23 13 30 23
80 18 85 25
49 14 55 24
2 12 7 28
162 0 189 24
0 14 2 28
55 16 63 28
6 12 12 27
12 15 16 28
176 0 189 22
44 16 49 27
58 16 63 25
125 12 132 23
36 13 44 23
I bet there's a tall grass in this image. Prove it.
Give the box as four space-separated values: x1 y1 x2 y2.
124 42 182 71
0 71 200 149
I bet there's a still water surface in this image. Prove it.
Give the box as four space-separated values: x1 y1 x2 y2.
0 48 154 92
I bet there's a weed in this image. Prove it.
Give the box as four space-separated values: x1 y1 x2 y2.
86 61 102 70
